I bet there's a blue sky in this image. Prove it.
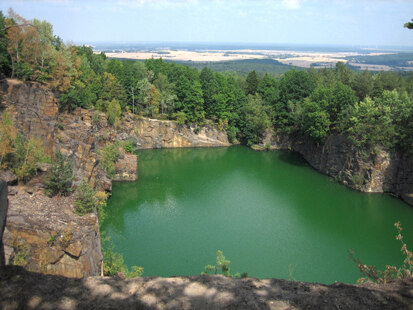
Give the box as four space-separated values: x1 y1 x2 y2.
2 0 413 46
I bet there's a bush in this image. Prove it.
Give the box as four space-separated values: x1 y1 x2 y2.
122 140 135 153
106 99 122 126
202 250 248 278
43 151 73 197
172 111 187 125
74 179 96 215
102 235 144 278
350 221 412 283
94 190 109 222
11 134 48 182
92 112 101 126
99 143 121 178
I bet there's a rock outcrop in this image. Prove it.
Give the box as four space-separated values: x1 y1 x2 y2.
263 132 413 206
1 266 412 310
0 79 58 158
119 115 230 149
0 180 7 266
2 182 102 278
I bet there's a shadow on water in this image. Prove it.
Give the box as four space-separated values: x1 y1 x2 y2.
276 150 308 167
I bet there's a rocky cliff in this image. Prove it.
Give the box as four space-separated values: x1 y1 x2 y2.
0 79 230 278
3 181 102 278
263 132 413 206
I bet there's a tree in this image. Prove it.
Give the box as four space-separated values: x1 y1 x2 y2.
339 96 395 148
175 74 205 123
11 134 47 182
245 70 259 95
106 99 122 126
301 98 331 140
404 19 413 29
74 179 95 215
200 67 218 117
147 85 161 117
0 11 11 77
43 151 73 197
239 94 271 145
275 69 316 133
352 69 373 101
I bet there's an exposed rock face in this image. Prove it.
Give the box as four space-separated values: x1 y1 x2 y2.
118 115 230 149
2 183 102 278
113 149 138 182
0 79 58 157
1 267 412 310
0 180 8 266
263 132 413 206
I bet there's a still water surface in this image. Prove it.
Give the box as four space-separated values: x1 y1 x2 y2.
102 146 413 284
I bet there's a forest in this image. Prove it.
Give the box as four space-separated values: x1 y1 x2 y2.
1 9 413 150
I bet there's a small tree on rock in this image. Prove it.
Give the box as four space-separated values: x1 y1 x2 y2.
74 178 95 215
43 150 73 196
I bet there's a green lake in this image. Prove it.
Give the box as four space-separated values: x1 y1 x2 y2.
101 146 413 284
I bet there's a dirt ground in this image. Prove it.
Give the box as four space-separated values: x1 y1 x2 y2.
0 266 412 310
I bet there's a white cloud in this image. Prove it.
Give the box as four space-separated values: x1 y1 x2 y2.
282 0 301 10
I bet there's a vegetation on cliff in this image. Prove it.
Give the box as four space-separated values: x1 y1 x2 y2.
1 9 413 148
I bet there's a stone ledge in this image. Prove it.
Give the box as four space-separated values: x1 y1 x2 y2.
0 266 412 310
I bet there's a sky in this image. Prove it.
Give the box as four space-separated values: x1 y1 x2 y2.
2 0 413 47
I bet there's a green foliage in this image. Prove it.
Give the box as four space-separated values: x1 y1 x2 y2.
301 99 331 140
47 233 58 246
43 150 73 197
202 250 248 278
92 111 101 126
94 190 109 223
351 174 365 187
11 134 48 182
74 179 96 215
102 235 144 278
99 142 121 178
350 221 412 283
10 236 30 267
245 70 259 95
239 94 271 145
275 69 316 133
172 111 187 125
106 98 122 126
339 96 396 148
404 19 413 29
123 141 135 153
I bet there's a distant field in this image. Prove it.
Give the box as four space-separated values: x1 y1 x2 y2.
346 52 413 71
100 46 413 72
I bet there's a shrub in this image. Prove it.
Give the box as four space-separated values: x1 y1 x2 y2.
172 111 187 125
43 151 73 197
95 190 109 222
202 250 248 278
350 221 412 283
92 112 101 126
106 99 122 126
10 232 30 267
11 134 48 182
102 235 144 278
122 140 135 153
99 143 121 178
74 179 96 215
